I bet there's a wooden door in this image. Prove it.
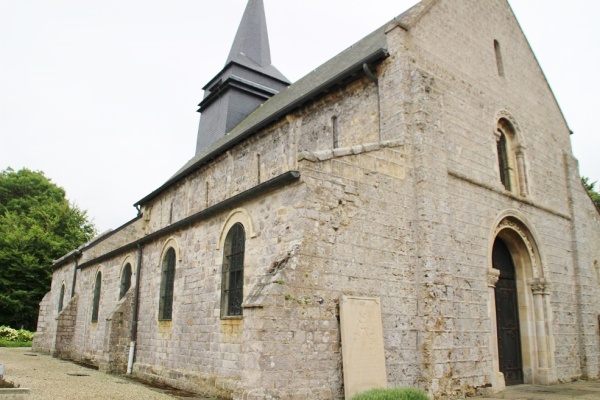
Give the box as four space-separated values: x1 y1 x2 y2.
493 238 524 385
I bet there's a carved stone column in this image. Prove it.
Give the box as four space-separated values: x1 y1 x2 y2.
530 278 556 384
487 268 505 391
515 146 528 196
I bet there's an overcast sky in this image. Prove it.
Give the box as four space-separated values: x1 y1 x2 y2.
1 0 598 233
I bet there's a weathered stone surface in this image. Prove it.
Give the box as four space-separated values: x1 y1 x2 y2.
340 296 387 399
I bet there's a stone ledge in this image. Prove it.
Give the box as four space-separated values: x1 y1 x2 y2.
448 169 571 221
298 139 404 163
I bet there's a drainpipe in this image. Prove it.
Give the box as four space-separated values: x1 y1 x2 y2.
127 243 143 374
363 63 382 140
70 250 82 298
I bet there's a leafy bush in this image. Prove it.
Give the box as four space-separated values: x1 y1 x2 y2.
0 326 34 342
352 387 429 400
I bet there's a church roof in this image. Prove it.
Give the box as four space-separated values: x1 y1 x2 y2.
135 1 432 207
225 0 289 84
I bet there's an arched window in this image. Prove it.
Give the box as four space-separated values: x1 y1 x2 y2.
496 118 528 196
497 129 511 191
159 248 176 320
58 283 65 313
91 272 102 323
119 263 132 300
221 223 245 318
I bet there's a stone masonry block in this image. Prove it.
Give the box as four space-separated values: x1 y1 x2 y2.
363 142 381 152
332 147 353 158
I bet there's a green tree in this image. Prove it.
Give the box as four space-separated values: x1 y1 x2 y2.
582 176 600 210
0 168 95 330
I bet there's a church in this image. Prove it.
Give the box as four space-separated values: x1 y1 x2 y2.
33 0 600 399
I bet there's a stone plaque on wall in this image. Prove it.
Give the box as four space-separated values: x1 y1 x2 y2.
340 295 387 400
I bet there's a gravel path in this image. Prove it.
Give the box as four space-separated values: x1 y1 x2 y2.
0 347 217 400
5 346 600 399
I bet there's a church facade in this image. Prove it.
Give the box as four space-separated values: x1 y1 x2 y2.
33 0 600 399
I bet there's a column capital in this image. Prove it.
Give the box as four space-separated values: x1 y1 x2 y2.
487 268 500 288
515 144 527 154
530 278 549 295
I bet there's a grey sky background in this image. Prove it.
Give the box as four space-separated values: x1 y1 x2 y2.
1 0 598 233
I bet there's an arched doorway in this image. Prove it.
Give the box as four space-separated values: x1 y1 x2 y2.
493 237 523 385
488 216 557 389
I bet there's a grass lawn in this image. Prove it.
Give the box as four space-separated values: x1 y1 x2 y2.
352 388 428 400
0 339 32 347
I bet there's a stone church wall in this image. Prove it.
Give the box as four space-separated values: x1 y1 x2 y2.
277 142 415 398
565 154 600 379
98 44 384 398
68 249 138 367
33 262 75 354
78 219 144 264
100 290 135 374
372 0 600 393
131 182 305 398
142 119 296 236
31 292 51 353
53 294 79 359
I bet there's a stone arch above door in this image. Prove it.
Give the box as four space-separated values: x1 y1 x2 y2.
493 216 543 280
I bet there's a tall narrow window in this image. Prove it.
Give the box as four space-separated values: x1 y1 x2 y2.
221 223 245 318
494 40 505 77
119 263 132 300
256 153 261 184
497 130 511 191
496 117 528 196
205 181 209 208
332 116 339 148
91 272 102 323
58 283 65 313
159 248 176 320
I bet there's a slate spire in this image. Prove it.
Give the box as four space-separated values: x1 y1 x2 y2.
227 0 271 67
195 0 290 155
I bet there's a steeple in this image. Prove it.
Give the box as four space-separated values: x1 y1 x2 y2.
195 0 290 155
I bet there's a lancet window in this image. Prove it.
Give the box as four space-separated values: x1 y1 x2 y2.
496 117 528 196
91 272 102 323
119 263 132 300
159 248 176 320
221 223 245 318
